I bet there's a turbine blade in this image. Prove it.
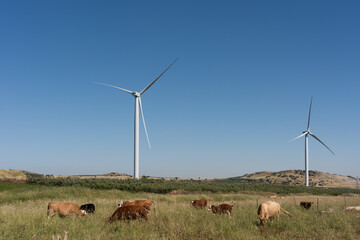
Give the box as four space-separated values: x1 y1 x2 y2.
309 133 335 155
307 97 313 131
138 97 151 149
289 132 307 142
140 58 179 95
95 82 133 94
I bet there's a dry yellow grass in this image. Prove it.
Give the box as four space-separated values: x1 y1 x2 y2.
0 169 27 180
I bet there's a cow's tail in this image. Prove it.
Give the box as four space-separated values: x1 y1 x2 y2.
47 202 52 217
152 200 156 213
280 207 292 217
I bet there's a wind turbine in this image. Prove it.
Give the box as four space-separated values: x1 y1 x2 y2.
290 97 335 187
96 59 178 179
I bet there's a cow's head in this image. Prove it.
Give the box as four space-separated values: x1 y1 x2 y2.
118 200 124 208
81 210 87 216
208 205 218 213
259 217 266 225
190 200 194 206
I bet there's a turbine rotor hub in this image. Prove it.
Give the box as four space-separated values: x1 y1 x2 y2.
132 92 140 97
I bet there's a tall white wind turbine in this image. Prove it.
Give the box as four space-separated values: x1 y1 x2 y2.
96 59 178 179
290 97 335 187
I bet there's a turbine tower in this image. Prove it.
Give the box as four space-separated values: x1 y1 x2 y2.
96 59 178 179
290 97 335 187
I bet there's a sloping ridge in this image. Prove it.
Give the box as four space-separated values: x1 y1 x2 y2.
0 169 42 181
236 170 358 189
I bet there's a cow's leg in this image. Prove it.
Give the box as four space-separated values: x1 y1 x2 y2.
275 212 280 221
48 209 56 218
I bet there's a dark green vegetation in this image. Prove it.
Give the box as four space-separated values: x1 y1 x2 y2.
27 177 360 195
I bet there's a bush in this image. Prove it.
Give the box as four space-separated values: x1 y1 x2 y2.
26 177 360 196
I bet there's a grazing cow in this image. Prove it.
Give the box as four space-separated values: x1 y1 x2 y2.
300 201 313 210
258 201 292 225
80 203 95 214
345 206 360 213
269 195 277 200
208 203 235 217
108 205 149 223
47 202 86 218
118 200 155 213
190 199 207 208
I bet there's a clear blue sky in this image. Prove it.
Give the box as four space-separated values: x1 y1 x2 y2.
1 1 359 178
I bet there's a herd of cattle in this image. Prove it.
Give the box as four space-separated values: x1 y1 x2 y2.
47 197 349 226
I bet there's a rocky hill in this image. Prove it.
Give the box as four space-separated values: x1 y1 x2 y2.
0 169 43 183
236 170 358 189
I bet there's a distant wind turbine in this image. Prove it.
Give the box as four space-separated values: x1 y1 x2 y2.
96 59 178 179
290 97 335 187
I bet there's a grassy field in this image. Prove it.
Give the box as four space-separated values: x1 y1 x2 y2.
0 182 359 240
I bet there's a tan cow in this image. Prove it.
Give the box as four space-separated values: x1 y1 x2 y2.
118 200 155 213
108 205 149 223
47 202 86 218
208 203 235 217
258 201 292 225
190 198 207 208
345 206 360 213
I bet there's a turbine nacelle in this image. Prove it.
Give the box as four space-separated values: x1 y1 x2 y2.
132 92 140 97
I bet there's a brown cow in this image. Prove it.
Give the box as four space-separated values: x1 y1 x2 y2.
208 203 235 217
118 200 155 213
108 205 149 223
258 201 292 225
190 198 207 208
300 201 313 209
47 202 86 218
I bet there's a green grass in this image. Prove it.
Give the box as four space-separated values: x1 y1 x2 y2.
0 182 32 191
0 182 360 239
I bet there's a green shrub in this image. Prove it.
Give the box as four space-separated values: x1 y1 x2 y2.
25 177 360 196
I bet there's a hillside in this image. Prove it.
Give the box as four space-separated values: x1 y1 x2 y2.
236 170 359 189
0 169 132 181
1 169 358 189
0 169 42 183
